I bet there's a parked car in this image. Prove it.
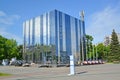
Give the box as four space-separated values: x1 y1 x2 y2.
88 60 92 65
9 59 23 66
14 60 23 66
83 61 88 65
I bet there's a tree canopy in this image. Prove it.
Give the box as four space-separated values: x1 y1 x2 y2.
108 29 120 62
0 35 20 60
97 43 110 60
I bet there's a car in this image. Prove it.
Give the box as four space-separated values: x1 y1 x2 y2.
95 60 99 64
91 60 95 64
83 61 88 65
88 61 92 65
9 60 23 66
14 60 23 66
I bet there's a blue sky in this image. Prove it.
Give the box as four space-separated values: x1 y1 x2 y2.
0 0 120 45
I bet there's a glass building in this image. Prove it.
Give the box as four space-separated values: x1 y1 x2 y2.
23 10 86 64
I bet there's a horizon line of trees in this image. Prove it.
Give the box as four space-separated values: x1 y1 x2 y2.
0 29 120 63
86 29 120 62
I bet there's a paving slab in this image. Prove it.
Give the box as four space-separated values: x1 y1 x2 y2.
0 64 120 80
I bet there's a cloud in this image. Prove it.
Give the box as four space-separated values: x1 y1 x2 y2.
0 30 22 44
0 10 22 44
86 5 120 43
0 11 6 16
0 11 20 25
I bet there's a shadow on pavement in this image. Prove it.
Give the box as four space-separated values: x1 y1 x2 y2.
77 71 88 74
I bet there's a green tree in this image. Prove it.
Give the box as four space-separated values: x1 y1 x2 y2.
97 43 110 60
104 45 110 60
108 29 120 62
0 35 7 60
5 39 18 59
86 35 93 60
0 35 18 60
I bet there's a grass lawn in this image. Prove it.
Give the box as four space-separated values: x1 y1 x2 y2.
0 73 11 76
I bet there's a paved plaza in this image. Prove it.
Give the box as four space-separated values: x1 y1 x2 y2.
0 64 120 80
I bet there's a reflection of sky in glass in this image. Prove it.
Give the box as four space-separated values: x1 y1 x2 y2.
23 10 85 57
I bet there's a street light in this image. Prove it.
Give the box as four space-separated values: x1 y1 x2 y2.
92 45 95 61
95 44 98 61
86 39 88 61
79 10 85 65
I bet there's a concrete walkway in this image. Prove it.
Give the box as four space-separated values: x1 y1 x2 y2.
0 64 120 80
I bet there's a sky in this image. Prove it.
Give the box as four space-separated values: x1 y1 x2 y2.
0 0 120 45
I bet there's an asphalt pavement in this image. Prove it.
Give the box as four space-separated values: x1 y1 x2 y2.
0 63 120 80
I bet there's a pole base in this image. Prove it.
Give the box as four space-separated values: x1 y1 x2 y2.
68 73 75 76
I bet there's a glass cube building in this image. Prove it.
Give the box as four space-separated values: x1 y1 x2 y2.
23 10 86 63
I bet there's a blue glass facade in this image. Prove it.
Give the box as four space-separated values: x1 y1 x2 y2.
23 10 86 62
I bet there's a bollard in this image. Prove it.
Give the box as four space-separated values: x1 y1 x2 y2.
68 55 75 75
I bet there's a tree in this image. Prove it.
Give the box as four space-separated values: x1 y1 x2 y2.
17 45 23 59
86 35 93 60
108 29 120 62
6 39 18 59
0 35 19 60
97 43 110 60
0 35 7 60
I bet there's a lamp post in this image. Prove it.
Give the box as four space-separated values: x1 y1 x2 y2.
88 41 91 61
95 44 98 61
93 45 95 61
80 10 86 65
86 39 88 61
